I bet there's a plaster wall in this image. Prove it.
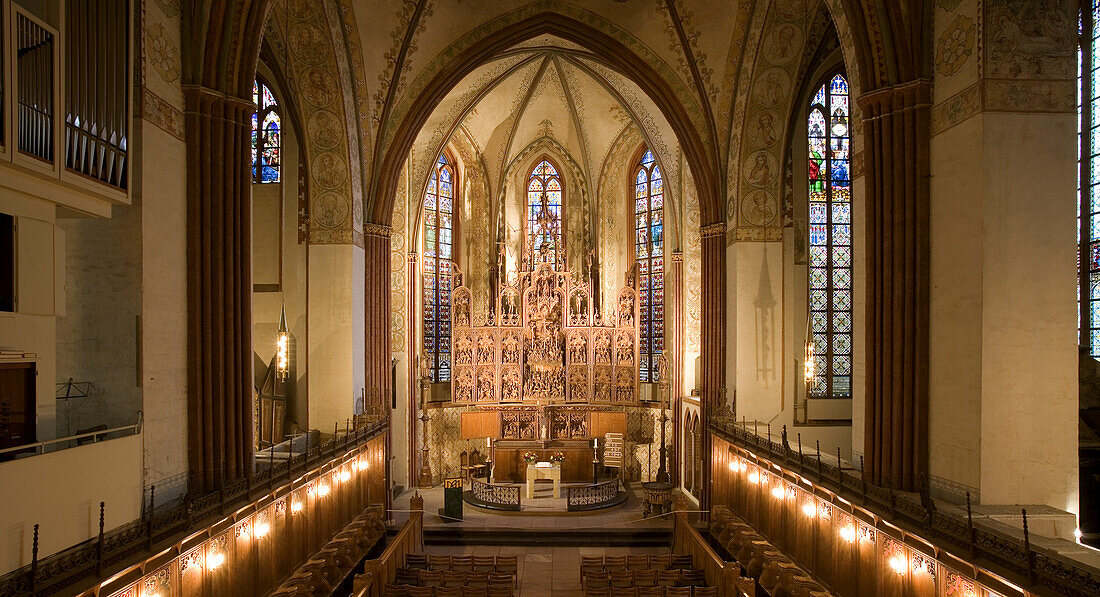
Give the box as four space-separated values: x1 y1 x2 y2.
307 243 365 432
0 190 61 442
978 111 1078 511
929 116 984 498
0 433 143 575
732 241 784 424
55 197 143 436
137 122 189 501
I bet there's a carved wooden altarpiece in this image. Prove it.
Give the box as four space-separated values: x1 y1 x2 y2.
451 263 639 407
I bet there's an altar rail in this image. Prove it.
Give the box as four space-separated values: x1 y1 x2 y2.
709 418 1100 597
0 418 389 597
671 509 742 597
355 505 424 597
469 478 521 511
566 479 622 511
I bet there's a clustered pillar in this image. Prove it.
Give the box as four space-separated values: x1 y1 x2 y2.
858 79 932 492
668 251 685 485
364 224 393 414
184 85 255 492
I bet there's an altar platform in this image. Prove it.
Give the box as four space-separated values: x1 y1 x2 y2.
390 484 672 546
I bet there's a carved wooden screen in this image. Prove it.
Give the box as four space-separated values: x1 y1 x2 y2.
451 263 638 405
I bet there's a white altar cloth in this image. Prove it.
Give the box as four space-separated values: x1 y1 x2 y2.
525 461 561 499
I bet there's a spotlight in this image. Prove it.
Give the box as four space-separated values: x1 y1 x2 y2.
207 552 225 571
317 483 330 497
771 486 785 500
728 461 737 472
888 556 906 574
339 470 351 483
291 501 303 514
802 503 817 518
839 525 856 543
748 472 760 484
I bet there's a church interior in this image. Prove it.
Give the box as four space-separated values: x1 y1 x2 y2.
0 0 1097 595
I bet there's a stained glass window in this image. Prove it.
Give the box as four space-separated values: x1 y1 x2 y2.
527 159 564 270
1080 5 1100 355
635 149 664 383
424 154 455 382
808 72 852 399
252 79 281 183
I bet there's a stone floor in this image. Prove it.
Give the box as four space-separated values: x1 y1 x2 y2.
422 543 672 596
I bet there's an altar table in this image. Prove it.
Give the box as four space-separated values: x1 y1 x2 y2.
525 462 561 499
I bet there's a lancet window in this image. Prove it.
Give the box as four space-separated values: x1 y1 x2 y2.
527 159 564 270
252 79 281 183
635 149 664 383
424 154 456 382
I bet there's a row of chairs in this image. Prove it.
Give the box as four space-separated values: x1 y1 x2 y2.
274 507 387 596
384 586 512 597
405 554 518 574
580 554 694 573
583 568 706 589
394 569 515 589
585 587 718 597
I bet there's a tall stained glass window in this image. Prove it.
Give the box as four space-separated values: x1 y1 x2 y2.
635 149 664 383
1080 5 1100 356
527 159 564 269
424 154 455 382
252 79 281 183
807 72 852 399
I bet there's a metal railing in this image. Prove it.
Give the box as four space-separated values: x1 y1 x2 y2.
0 417 389 597
0 412 142 457
566 479 620 508
470 478 521 510
709 416 1100 597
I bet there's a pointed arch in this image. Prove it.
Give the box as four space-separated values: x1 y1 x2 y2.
423 151 459 382
525 156 566 270
632 146 665 383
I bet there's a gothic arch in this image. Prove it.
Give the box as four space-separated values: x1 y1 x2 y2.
369 11 722 226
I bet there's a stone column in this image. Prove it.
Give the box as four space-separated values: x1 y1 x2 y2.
184 85 254 492
364 223 393 413
858 79 932 492
407 252 419 489
668 251 684 485
700 222 726 514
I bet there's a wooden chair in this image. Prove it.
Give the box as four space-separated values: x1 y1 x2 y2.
657 570 681 587
488 573 514 589
610 570 635 588
649 555 671 570
671 555 693 570
418 569 444 587
663 588 691 597
451 555 474 571
384 585 410 597
585 572 610 589
406 587 434 597
461 586 489 597
637 588 666 597
430 555 452 570
634 569 657 587
627 555 650 570
611 588 639 597
473 556 496 572
466 570 490 587
581 555 605 576
406 554 429 570
692 587 718 597
467 448 488 480
681 570 705 586
436 588 463 597
395 568 419 586
494 555 518 574
585 588 611 597
444 571 468 587
486 586 513 597
604 555 627 571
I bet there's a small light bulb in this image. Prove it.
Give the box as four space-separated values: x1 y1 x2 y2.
802 503 817 518
207 552 225 571
728 461 737 472
238 527 250 541
748 472 760 484
771 486 785 500
254 522 270 537
1074 528 1083 540
888 556 906 574
291 501 303 514
317 483 330 497
339 470 351 483
839 525 856 543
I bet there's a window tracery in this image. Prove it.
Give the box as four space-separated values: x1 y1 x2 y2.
251 79 281 184
527 159 564 270
807 72 852 399
635 149 664 383
424 154 456 382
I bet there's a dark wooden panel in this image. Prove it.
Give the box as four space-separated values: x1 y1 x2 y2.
492 443 594 483
0 362 35 452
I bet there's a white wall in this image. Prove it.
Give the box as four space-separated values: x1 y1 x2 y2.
0 434 144 574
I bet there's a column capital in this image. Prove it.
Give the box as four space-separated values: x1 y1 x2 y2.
701 222 726 239
363 223 392 239
857 78 932 116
